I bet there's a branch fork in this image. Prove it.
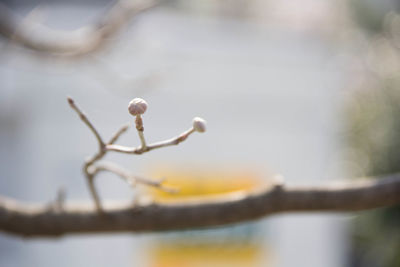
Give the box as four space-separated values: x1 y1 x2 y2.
67 97 206 212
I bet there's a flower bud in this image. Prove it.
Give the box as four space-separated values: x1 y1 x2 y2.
128 98 147 116
192 117 206 133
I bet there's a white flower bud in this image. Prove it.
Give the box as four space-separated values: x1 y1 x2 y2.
192 117 206 133
128 98 147 116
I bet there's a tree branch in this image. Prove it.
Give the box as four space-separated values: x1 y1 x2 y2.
91 161 178 193
67 96 203 212
0 0 157 58
1 173 400 238
68 97 105 149
106 128 197 154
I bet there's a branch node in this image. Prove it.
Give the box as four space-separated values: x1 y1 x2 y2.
273 174 285 190
46 186 66 213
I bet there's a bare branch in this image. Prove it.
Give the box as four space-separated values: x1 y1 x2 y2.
0 173 399 237
67 97 190 211
67 97 105 149
92 162 178 193
68 98 132 212
107 124 130 145
86 176 102 212
135 115 147 150
106 127 196 154
0 0 157 57
68 96 110 211
146 128 196 150
92 162 136 186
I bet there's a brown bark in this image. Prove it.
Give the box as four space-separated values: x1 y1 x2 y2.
1 173 399 238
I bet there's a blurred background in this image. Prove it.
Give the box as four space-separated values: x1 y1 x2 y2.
0 0 399 266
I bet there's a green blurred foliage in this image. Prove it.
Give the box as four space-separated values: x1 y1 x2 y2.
349 0 400 33
348 86 400 175
346 87 400 267
346 1 400 266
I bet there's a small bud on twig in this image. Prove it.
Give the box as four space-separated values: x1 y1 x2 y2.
128 98 148 148
192 117 206 133
69 96 207 211
128 98 147 116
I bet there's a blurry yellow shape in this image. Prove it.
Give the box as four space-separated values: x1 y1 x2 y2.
151 243 263 267
146 166 266 202
144 165 271 267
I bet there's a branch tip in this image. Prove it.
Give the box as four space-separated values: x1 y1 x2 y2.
67 96 74 106
192 117 207 133
128 98 148 116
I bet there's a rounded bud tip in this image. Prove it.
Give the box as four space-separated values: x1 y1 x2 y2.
128 98 148 116
192 117 206 133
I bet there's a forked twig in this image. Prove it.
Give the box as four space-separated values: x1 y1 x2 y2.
92 162 178 193
67 97 206 211
106 128 196 154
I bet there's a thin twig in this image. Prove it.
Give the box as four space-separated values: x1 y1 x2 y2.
55 187 66 210
137 131 147 149
67 97 104 149
68 97 108 211
92 162 136 186
106 128 196 154
86 175 102 212
135 115 147 150
92 162 178 193
108 124 129 144
146 128 195 150
68 98 133 212
47 186 66 212
67 97 183 211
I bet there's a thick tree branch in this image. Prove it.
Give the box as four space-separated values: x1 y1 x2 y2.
1 173 399 238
